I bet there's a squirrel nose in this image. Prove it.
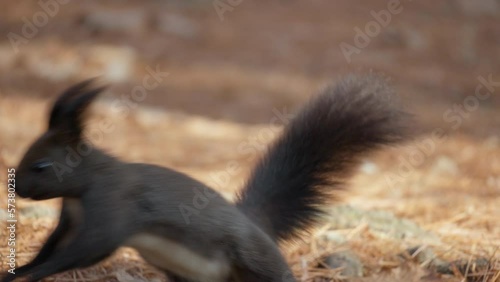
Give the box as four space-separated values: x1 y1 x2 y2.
15 186 29 198
13 179 30 198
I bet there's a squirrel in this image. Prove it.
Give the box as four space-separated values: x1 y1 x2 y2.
1 75 409 282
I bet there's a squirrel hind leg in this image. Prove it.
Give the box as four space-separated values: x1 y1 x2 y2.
165 273 194 282
231 267 296 282
230 230 297 282
165 272 246 282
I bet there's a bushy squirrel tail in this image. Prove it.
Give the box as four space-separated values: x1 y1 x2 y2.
236 75 410 242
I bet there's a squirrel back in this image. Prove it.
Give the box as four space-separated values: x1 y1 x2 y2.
237 75 410 242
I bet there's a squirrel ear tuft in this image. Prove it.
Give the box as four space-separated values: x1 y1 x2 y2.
48 78 107 140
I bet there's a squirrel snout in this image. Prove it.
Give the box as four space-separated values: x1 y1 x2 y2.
14 177 46 200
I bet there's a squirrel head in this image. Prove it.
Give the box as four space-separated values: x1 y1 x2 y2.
16 79 107 200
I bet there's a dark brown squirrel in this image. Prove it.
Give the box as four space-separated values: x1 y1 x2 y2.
1 75 409 282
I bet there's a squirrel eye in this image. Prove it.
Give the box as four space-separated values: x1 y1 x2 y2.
31 159 54 172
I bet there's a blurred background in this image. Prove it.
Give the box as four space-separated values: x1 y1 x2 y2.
0 1 499 281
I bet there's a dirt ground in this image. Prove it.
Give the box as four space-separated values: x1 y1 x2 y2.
0 1 499 281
